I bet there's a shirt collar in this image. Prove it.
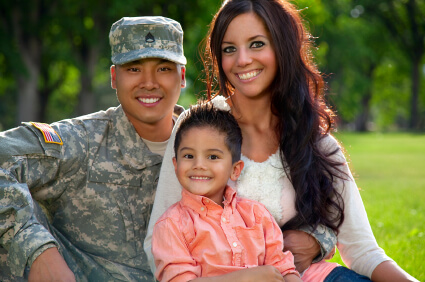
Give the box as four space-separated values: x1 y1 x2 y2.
180 185 238 216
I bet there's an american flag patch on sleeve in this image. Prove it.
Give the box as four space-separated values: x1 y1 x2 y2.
30 122 63 145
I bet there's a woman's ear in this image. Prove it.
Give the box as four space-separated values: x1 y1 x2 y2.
230 160 244 181
110 65 117 89
180 66 186 88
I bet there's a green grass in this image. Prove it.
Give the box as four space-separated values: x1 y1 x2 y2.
327 132 425 281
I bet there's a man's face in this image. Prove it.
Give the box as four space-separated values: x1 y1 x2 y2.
111 58 185 131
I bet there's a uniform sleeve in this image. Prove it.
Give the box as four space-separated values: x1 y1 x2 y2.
298 224 337 263
152 216 200 282
0 124 67 276
144 110 189 274
323 135 392 278
260 206 299 277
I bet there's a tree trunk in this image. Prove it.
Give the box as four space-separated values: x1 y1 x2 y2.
355 91 372 132
12 6 42 124
76 44 98 116
409 55 421 130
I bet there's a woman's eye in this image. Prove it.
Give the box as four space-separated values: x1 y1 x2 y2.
251 41 265 48
223 46 236 53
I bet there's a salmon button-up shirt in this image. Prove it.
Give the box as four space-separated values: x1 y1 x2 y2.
152 186 298 282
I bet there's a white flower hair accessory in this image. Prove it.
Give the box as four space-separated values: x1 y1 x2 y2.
210 95 231 111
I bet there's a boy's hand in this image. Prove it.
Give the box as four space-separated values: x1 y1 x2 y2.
28 248 75 282
191 265 284 282
242 265 284 282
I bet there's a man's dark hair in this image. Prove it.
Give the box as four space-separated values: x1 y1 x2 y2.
174 103 242 163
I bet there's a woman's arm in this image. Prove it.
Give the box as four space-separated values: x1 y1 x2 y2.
144 110 188 274
371 261 418 282
323 135 417 279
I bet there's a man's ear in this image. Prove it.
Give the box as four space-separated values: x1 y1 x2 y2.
180 66 186 88
110 65 117 89
230 160 244 181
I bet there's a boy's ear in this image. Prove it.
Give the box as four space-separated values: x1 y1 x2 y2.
230 160 244 181
172 157 178 173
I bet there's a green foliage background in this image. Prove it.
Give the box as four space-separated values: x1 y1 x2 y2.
330 132 425 281
0 0 424 131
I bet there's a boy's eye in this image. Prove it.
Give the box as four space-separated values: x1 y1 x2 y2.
222 46 236 53
208 155 219 160
183 154 193 159
128 67 139 72
251 41 265 48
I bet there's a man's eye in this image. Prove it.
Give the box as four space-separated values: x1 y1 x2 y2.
223 46 236 53
251 41 265 48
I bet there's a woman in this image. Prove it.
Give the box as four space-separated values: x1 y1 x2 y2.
145 0 417 281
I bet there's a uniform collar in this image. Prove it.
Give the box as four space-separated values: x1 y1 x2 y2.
112 105 163 169
180 185 238 217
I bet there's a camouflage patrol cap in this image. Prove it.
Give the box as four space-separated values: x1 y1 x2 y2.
109 16 186 65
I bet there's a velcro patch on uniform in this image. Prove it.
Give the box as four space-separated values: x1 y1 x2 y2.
30 122 63 145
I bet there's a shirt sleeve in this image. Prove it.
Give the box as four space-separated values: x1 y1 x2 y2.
152 215 201 282
323 135 392 278
144 110 190 274
260 205 299 277
0 124 63 276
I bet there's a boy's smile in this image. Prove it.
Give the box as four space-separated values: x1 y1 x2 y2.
173 126 243 206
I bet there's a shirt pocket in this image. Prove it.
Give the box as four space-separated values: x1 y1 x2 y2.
234 224 266 266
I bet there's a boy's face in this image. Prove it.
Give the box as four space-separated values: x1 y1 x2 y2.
173 126 243 206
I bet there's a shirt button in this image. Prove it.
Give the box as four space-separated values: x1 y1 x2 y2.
205 199 209 203
233 242 238 247
222 218 226 223
200 207 205 211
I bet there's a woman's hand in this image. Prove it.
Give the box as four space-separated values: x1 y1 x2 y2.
282 230 320 273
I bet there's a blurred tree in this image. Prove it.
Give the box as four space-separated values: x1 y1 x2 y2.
311 0 391 131
0 0 62 125
0 0 218 129
359 0 425 130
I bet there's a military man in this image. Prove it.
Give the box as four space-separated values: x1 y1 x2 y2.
0 16 186 281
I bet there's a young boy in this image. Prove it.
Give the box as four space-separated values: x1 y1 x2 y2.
151 103 301 282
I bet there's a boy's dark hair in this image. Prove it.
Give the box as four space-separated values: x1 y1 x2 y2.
174 103 242 163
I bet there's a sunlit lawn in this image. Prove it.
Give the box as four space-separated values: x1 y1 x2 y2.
328 132 425 281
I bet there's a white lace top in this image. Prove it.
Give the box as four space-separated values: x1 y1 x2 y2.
237 152 297 225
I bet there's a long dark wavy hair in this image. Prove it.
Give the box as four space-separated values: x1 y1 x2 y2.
202 0 346 233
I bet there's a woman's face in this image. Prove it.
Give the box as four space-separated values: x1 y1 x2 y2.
221 12 277 100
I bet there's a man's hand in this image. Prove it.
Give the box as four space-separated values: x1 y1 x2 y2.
282 230 320 273
28 247 75 282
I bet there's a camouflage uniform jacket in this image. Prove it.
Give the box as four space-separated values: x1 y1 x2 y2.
0 105 167 281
